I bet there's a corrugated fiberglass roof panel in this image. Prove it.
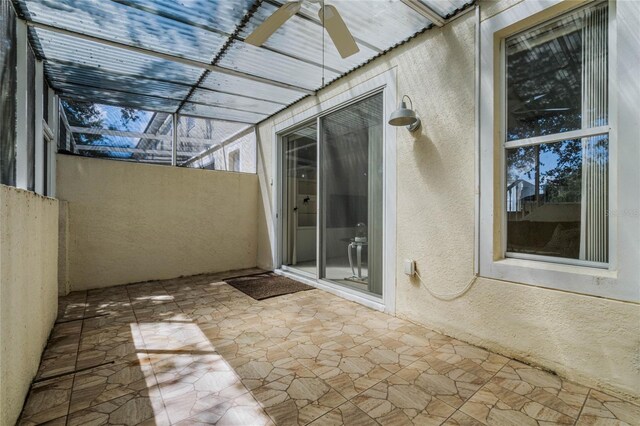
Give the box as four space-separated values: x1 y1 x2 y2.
199 70 306 105
218 41 339 91
32 28 203 86
271 0 433 51
419 0 473 18
17 0 230 63
240 2 378 74
59 84 180 113
45 62 192 100
111 0 254 35
189 89 284 115
18 0 475 123
181 102 269 124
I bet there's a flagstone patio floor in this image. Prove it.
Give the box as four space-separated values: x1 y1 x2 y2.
18 269 639 425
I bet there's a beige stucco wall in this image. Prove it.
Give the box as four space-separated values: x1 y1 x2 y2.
58 200 70 295
56 154 259 291
255 2 640 399
0 185 59 426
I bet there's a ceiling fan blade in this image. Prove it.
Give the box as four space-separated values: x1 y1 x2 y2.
319 5 359 59
245 1 301 46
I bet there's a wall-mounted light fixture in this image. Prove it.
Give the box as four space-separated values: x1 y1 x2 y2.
388 95 421 132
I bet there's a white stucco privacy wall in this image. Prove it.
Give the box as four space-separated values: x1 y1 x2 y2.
0 185 59 426
56 154 259 291
255 1 640 399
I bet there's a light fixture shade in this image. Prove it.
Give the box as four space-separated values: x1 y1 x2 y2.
388 99 421 131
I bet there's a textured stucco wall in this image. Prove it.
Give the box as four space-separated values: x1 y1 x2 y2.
58 200 70 295
56 154 259 291
255 3 640 399
0 185 59 426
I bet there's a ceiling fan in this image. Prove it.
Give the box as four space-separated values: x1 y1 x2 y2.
245 0 360 59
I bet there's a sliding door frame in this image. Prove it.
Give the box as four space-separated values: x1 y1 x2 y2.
272 69 397 314
279 121 320 280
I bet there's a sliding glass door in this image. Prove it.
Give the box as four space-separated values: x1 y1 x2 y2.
281 93 384 297
282 124 318 274
320 94 383 296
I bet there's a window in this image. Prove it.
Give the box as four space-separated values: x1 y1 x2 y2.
504 2 609 266
480 0 639 302
228 149 240 172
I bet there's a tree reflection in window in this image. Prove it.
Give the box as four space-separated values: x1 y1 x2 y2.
504 2 609 263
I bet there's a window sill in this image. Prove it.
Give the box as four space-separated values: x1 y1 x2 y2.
479 257 632 302
494 257 617 280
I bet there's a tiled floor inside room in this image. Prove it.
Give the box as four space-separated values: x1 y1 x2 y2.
19 269 639 426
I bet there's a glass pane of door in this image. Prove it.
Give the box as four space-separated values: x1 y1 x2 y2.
320 93 383 296
282 123 318 274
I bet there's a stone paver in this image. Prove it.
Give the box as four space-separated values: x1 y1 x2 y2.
18 268 639 425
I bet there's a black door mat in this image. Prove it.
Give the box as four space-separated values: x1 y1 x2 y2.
225 273 314 300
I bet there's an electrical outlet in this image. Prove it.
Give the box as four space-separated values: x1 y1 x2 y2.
403 259 416 276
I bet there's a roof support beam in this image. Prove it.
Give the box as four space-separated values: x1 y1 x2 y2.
25 20 315 95
400 0 445 27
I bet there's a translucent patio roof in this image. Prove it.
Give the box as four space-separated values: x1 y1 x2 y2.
14 0 474 125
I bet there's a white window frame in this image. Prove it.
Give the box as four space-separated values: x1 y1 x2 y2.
479 0 640 302
271 68 397 313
